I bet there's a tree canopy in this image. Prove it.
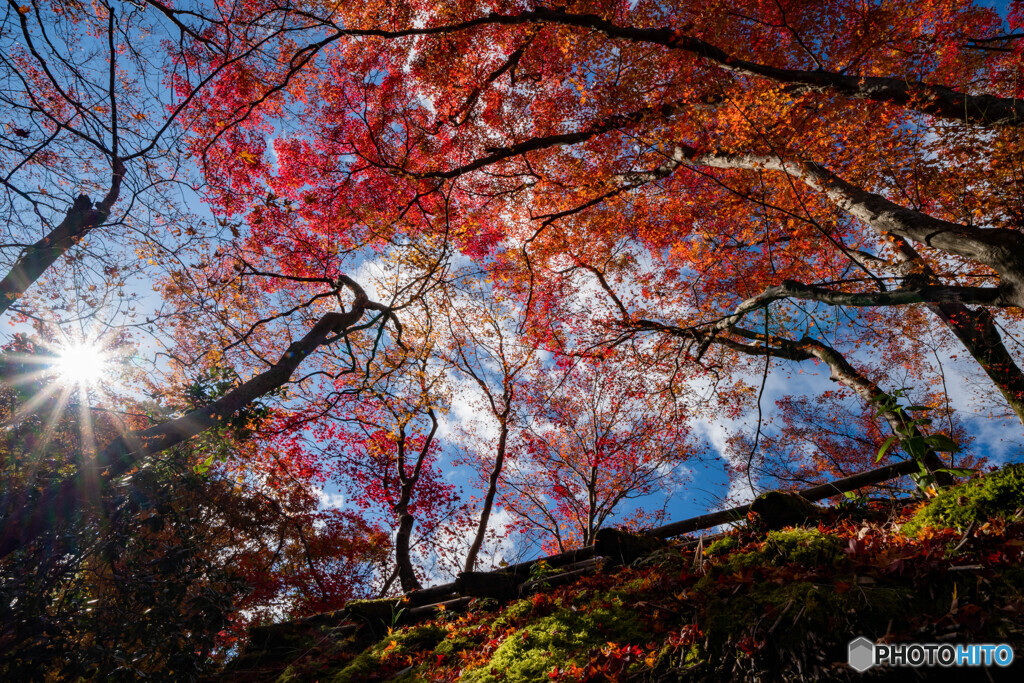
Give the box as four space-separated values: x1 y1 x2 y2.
2 0 1024 677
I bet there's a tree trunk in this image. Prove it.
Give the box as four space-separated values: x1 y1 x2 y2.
795 337 953 487
463 418 508 572
677 150 1024 308
0 161 123 317
391 408 437 592
394 510 421 592
488 9 1024 127
0 284 378 559
890 240 1024 427
928 304 1024 425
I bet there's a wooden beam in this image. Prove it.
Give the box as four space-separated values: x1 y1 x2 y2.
649 459 921 539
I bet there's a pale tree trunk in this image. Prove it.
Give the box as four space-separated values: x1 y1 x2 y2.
890 239 1024 426
630 153 1024 425
673 149 1024 308
716 330 955 488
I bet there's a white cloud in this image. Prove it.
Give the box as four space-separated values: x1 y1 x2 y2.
312 485 348 510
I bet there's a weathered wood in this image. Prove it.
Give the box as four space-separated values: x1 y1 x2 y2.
520 566 598 595
595 527 668 565
497 544 598 577
456 571 522 600
345 598 403 624
404 596 474 622
676 530 730 548
648 506 749 540
295 608 350 628
750 491 821 530
277 460 922 644
552 556 606 574
794 460 921 501
406 581 459 606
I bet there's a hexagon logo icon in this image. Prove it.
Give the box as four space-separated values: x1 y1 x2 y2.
848 637 875 672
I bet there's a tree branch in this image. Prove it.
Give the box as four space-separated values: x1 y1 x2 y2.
0 279 383 558
0 158 124 317
671 147 1024 306
501 8 1024 127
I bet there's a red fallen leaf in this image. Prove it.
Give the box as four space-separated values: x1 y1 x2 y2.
953 603 988 631
833 580 851 593
846 538 868 556
736 636 765 656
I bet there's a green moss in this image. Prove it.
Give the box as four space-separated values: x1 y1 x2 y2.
903 464 1024 537
595 527 667 564
704 581 831 647
460 604 646 683
328 650 378 682
344 596 405 620
474 597 500 612
608 570 662 598
650 639 705 674
631 546 686 569
434 634 477 656
763 528 842 566
705 536 739 557
491 598 534 631
700 530 841 584
270 628 358 682
330 624 444 683
276 664 300 683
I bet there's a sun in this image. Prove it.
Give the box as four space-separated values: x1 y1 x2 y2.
52 341 110 387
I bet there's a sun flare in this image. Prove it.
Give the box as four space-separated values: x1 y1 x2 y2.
53 341 110 387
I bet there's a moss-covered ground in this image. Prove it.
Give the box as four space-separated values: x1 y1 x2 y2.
216 466 1024 682
901 463 1024 536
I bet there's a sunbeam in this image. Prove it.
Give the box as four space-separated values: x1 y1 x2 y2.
52 341 110 387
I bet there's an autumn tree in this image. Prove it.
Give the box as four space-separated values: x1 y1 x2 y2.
0 6 406 671
0 336 388 677
195 0 1024 485
438 276 539 572
307 375 460 594
501 357 692 553
7 1 1024 674
0 0 409 564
